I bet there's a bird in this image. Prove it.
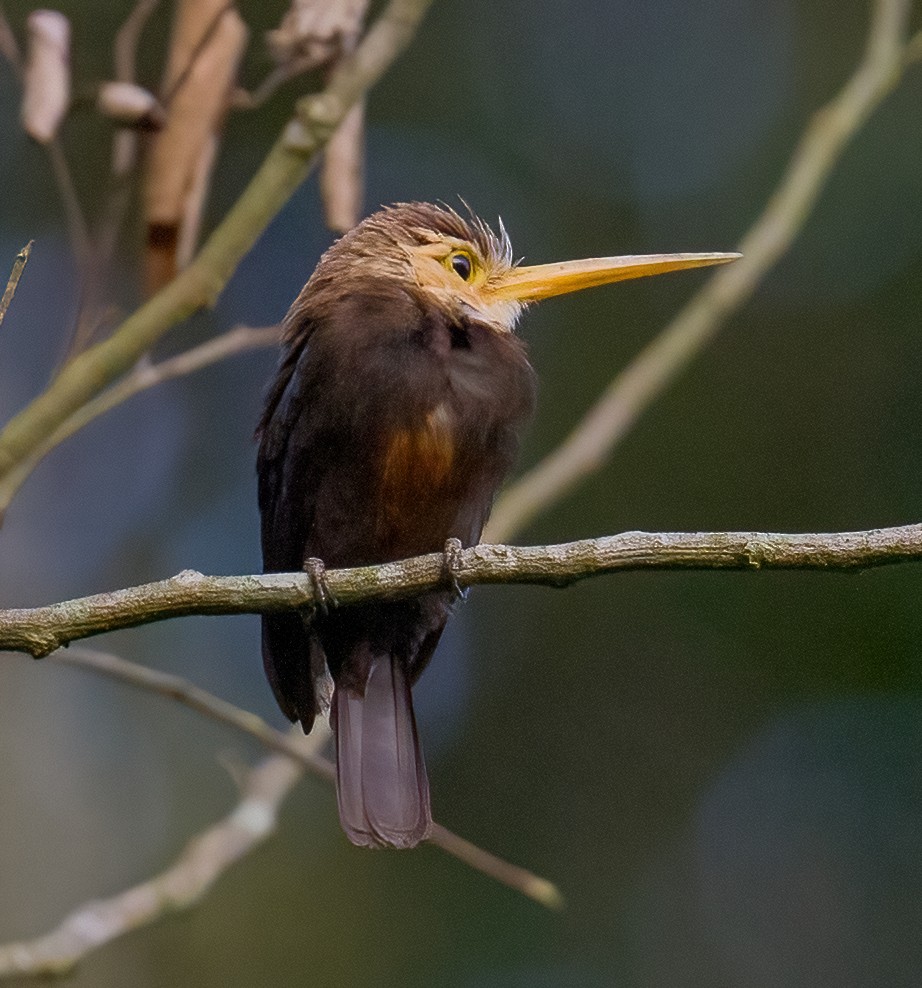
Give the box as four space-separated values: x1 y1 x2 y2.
256 202 738 849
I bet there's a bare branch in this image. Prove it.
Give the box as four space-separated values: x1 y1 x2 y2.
484 0 920 543
115 0 161 83
0 0 437 486
0 242 32 332
0 723 329 979
2 524 921 657
0 7 22 73
54 646 336 770
45 138 93 266
0 324 279 517
52 647 562 907
110 0 163 177
0 642 559 980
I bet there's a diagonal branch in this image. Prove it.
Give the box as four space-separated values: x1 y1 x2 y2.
0 242 32 332
484 0 921 543
0 640 559 977
53 647 562 907
0 0 435 484
0 645 560 977
0 724 329 979
3 524 921 657
0 324 280 518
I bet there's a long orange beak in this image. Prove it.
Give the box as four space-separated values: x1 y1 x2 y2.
491 252 740 302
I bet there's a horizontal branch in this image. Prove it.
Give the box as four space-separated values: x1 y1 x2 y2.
3 524 921 657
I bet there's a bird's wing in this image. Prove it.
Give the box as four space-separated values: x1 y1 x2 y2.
257 330 332 727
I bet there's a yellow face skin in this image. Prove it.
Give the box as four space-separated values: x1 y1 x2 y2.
406 236 525 332
406 234 740 333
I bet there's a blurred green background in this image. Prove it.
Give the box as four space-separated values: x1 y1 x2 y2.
2 1 922 985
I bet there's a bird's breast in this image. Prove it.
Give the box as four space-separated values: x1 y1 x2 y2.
379 402 455 499
374 401 470 553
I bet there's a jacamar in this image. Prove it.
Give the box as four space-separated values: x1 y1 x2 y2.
257 202 736 848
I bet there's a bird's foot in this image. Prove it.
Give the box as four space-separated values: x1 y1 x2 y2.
442 538 466 601
304 556 338 616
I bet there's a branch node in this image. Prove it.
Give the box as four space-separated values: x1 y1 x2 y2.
744 540 770 568
282 117 317 153
34 639 60 659
174 568 204 584
295 92 343 147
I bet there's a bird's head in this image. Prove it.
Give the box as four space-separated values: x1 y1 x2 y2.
296 201 739 335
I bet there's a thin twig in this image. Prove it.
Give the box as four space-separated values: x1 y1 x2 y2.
158 0 236 109
484 0 919 543
0 242 33 332
54 646 334 770
428 823 563 910
8 11 95 364
62 1 164 358
0 666 555 983
114 0 161 82
64 322 279 433
45 139 92 270
2 524 921 657
0 6 22 73
51 646 562 907
110 0 161 185
5 11 92 281
0 722 328 979
0 644 559 977
232 52 318 109
0 324 279 518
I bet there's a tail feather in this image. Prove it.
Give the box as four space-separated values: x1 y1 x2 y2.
332 655 432 849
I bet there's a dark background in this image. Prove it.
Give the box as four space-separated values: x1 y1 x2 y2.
2 1 922 985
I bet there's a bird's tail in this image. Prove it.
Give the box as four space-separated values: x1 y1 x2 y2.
331 654 432 849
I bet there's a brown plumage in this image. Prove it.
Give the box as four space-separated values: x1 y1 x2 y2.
257 202 738 848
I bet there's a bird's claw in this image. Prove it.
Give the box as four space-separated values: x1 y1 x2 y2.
304 556 337 616
442 538 466 600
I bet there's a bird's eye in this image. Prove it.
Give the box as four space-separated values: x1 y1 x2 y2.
449 251 473 281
